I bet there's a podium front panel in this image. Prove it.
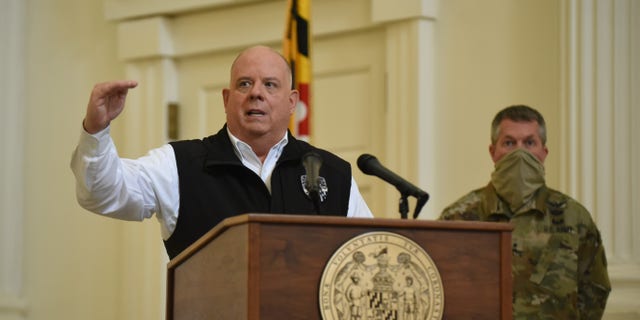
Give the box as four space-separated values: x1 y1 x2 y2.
167 215 512 320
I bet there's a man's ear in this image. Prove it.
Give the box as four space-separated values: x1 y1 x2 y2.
289 90 299 115
540 145 549 163
222 89 230 111
489 144 497 163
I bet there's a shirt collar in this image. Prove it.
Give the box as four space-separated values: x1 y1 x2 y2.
485 184 547 220
225 128 289 189
226 127 289 164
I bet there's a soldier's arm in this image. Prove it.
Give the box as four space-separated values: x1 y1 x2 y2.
577 224 611 318
439 191 484 221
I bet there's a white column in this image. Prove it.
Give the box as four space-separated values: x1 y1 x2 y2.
111 17 178 320
0 0 27 319
561 0 640 317
372 0 439 219
631 0 640 264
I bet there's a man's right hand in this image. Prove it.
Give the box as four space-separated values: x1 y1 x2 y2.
83 80 139 134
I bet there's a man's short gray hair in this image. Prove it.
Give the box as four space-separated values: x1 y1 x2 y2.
491 105 547 145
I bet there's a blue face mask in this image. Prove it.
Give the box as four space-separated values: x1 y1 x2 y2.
490 149 545 213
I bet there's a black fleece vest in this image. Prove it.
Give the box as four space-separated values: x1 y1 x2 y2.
164 126 351 258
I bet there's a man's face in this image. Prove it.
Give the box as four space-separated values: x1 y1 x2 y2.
222 47 298 142
489 119 548 163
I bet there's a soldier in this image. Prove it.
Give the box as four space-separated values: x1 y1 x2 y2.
439 105 610 319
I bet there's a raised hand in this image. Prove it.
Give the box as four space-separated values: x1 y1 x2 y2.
83 80 138 134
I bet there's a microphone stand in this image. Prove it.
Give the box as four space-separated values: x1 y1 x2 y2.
399 194 409 219
413 194 429 219
398 192 429 219
310 190 321 215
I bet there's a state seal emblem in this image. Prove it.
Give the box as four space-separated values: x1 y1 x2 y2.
319 231 444 320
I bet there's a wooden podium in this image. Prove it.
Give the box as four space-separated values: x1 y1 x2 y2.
166 214 512 319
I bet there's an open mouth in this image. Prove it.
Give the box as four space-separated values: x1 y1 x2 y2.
247 109 266 116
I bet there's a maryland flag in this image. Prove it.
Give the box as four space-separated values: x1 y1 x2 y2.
284 0 311 141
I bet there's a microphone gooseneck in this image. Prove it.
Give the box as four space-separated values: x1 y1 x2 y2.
357 153 429 219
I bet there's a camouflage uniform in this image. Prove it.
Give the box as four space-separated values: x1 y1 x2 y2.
439 184 611 319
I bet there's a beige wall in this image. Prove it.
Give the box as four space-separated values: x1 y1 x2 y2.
22 0 125 319
1 0 636 319
433 0 561 212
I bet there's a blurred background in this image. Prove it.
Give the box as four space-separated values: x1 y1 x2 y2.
1 0 638 319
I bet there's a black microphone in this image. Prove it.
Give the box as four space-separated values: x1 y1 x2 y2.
357 154 429 199
302 152 323 209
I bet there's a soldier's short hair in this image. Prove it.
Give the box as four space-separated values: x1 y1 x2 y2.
491 105 547 145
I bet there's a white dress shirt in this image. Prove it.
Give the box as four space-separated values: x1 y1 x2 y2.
70 126 373 240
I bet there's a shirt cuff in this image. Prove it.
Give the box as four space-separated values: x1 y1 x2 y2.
76 125 112 157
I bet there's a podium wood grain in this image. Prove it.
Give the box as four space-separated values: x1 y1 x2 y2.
166 214 512 320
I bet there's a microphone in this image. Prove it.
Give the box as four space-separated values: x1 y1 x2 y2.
357 154 429 199
302 152 323 207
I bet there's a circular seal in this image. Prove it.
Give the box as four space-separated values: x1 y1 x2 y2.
319 231 444 320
